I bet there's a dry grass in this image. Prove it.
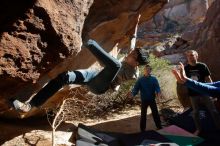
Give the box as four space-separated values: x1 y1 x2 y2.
46 84 138 122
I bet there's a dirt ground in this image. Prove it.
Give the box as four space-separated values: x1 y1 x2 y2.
78 106 160 133
0 105 171 145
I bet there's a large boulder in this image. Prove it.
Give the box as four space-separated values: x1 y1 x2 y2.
0 0 168 118
0 0 94 117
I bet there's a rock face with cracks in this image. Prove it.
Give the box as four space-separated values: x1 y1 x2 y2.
0 0 168 118
192 0 220 81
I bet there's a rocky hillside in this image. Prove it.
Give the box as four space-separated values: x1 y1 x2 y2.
140 0 213 35
135 0 215 65
134 0 213 62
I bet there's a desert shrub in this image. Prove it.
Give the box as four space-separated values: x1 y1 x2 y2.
46 84 138 122
147 54 181 110
48 55 182 122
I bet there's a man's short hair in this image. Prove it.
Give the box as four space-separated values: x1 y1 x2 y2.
135 48 148 65
145 64 152 71
185 49 198 57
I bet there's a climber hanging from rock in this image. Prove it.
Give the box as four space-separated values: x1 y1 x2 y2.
12 14 146 113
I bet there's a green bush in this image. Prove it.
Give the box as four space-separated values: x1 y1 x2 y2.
147 54 181 109
148 54 171 72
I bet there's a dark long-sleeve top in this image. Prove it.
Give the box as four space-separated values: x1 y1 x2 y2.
185 79 220 98
131 75 161 101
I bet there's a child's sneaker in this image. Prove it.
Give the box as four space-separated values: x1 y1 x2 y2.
13 100 31 113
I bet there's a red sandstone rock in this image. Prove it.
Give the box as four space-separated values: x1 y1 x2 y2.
0 0 167 118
